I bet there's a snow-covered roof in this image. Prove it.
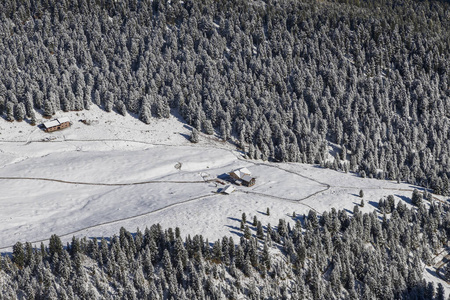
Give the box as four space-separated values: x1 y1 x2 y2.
43 117 71 128
222 185 236 194
242 175 254 183
238 167 251 176
58 117 71 124
231 167 252 179
43 120 60 128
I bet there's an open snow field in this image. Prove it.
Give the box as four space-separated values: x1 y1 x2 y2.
1 107 449 292
0 107 446 250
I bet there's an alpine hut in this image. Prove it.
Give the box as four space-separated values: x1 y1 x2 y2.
229 167 256 187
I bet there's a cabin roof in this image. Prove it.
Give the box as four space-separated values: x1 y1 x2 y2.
58 117 70 124
43 120 60 128
242 175 254 182
237 167 251 176
231 167 251 179
43 117 71 129
222 185 236 194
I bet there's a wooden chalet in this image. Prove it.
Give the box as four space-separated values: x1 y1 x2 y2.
229 167 256 187
43 117 71 132
230 167 251 180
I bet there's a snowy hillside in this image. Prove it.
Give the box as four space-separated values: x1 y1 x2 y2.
1 108 450 297
0 107 444 249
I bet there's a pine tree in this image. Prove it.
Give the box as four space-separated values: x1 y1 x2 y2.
412 189 423 207
436 283 445 300
256 221 264 239
5 102 14 121
242 213 247 224
140 103 152 124
243 255 253 277
425 282 435 300
12 242 25 268
203 119 214 135
190 128 199 143
14 102 26 121
49 234 63 258
116 101 127 116
244 225 251 239
262 240 271 270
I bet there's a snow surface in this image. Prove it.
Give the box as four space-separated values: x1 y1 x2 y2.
0 106 448 293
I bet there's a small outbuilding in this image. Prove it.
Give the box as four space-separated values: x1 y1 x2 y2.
43 117 71 132
221 185 236 195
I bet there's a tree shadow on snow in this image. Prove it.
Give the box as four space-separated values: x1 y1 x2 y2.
408 185 426 192
368 200 379 209
170 109 188 124
395 194 412 205
228 230 244 238
227 217 241 223
225 225 241 232
179 132 191 141
425 267 440 279
286 214 305 225
218 173 232 181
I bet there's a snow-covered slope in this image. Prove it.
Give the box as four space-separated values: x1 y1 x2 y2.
1 107 449 293
0 107 443 250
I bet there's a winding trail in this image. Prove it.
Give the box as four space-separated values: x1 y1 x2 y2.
0 193 215 251
0 176 215 186
230 150 331 212
0 144 329 250
1 137 444 250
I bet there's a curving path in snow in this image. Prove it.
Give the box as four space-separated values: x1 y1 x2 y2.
0 107 442 252
0 151 326 250
0 144 435 252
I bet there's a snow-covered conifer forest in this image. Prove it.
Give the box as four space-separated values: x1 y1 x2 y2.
1 0 450 298
1 202 450 299
0 0 449 190
2 202 450 299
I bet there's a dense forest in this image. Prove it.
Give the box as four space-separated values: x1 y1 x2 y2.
0 0 450 194
0 0 449 192
1 191 450 299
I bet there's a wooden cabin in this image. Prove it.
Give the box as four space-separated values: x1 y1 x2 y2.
230 167 251 180
43 117 71 132
229 167 256 187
